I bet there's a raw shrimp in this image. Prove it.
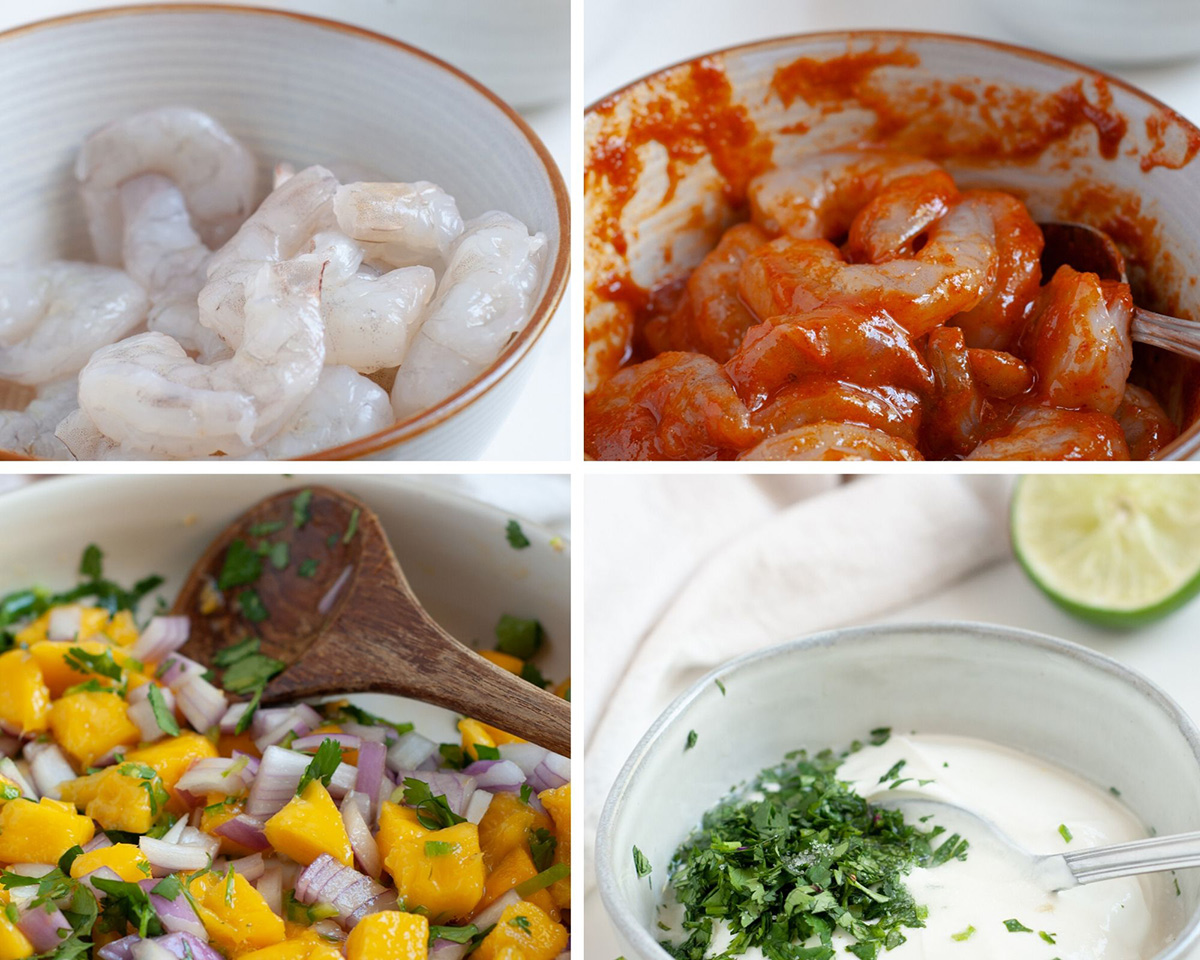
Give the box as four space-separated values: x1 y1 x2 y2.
54 408 151 460
724 307 934 410
738 196 998 337
77 259 325 457
922 326 984 459
0 379 78 458
77 107 257 266
967 405 1129 460
844 170 959 263
197 165 339 350
333 181 464 269
950 191 1043 351
1116 384 1177 460
322 266 436 373
0 261 148 385
748 151 944 239
1021 265 1133 416
120 174 228 363
738 422 923 460
252 365 394 459
750 379 922 446
966 348 1034 399
392 211 546 419
643 223 768 362
584 352 760 460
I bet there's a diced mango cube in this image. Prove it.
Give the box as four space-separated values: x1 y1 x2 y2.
478 793 552 870
237 931 344 959
459 719 496 762
49 690 140 767
28 641 119 698
11 607 107 647
200 794 256 857
0 651 50 735
345 910 428 960
105 610 139 647
479 723 525 746
385 821 485 922
377 801 428 868
0 797 94 863
0 908 32 960
68 842 151 882
539 784 570 909
264 780 352 866
187 869 285 954
473 902 568 960
127 732 219 813
480 846 560 922
60 764 166 834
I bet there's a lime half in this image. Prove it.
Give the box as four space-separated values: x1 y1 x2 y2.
1012 475 1200 628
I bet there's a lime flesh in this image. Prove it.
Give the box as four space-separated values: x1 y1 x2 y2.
1011 475 1200 628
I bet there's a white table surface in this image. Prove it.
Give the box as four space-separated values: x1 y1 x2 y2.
0 1 570 462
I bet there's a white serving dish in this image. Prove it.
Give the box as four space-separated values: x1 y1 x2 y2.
0 6 569 461
0 475 570 743
596 621 1200 960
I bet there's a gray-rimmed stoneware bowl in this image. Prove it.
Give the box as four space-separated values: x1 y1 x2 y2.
0 5 569 461
0 474 570 741
584 31 1200 459
596 621 1200 960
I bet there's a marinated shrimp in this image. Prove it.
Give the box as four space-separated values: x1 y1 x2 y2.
0 105 548 459
587 148 1177 460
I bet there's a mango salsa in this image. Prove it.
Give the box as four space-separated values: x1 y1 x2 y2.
385 821 485 922
264 780 352 866
49 689 141 767
61 763 168 834
188 868 286 954
473 902 568 960
478 792 553 870
126 732 219 812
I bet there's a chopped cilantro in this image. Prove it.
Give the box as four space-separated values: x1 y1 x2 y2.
237 588 269 623
343 508 361 544
714 678 726 696
147 684 180 737
514 865 569 898
64 646 123 683
220 649 285 695
519 784 533 805
685 730 698 752
321 702 412 739
218 539 262 591
295 739 343 795
235 685 265 735
951 925 976 941
1039 930 1057 944
93 875 164 938
80 544 104 579
398 778 467 830
439 743 467 770
529 828 557 872
520 661 551 689
869 727 892 746
248 521 285 537
213 636 260 667
267 542 290 571
298 558 319 578
425 841 458 857
1058 823 1073 843
495 614 543 660
474 744 500 761
1003 919 1033 933
633 845 651 879
505 521 531 549
508 915 532 933
292 490 314 528
152 875 183 901
429 924 480 945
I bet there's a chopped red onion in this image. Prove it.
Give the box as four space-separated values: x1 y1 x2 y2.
291 733 361 752
463 759 526 791
77 864 122 897
318 565 352 615
174 674 227 733
178 828 221 861
159 654 207 689
82 832 113 853
46 604 83 642
24 742 75 801
338 722 392 744
160 817 188 845
345 888 399 927
295 854 390 927
0 757 37 799
311 918 348 943
213 814 270 852
224 853 264 881
390 770 477 818
139 836 212 873
130 617 190 664
132 934 223 960
246 746 309 817
218 702 250 734
430 939 470 960
137 879 207 940
354 741 386 822
530 752 570 794
232 751 260 778
386 731 436 772
98 935 139 960
464 790 493 825
16 903 70 952
8 864 54 879
497 743 549 778
341 794 381 879
128 699 166 744
471 889 521 928
255 860 283 916
176 757 249 796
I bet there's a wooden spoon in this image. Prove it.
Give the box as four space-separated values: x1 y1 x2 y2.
171 485 570 756
1039 220 1200 363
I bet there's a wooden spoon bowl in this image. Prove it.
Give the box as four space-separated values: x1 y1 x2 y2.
172 485 570 756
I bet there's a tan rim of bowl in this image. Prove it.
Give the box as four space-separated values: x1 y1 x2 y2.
0 2 570 462
585 28 1200 462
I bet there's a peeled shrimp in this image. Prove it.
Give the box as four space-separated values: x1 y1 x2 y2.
323 267 436 374
333 181 464 270
120 174 228 363
738 422 924 461
750 379 922 446
584 351 760 460
922 326 984 459
253 365 393 459
0 261 148 385
1116 384 1177 460
844 170 960 264
77 107 257 266
738 196 998 337
749 151 945 239
725 306 934 410
54 408 151 460
967 406 1129 460
77 259 325 457
391 211 546 419
1021 265 1132 416
0 379 78 458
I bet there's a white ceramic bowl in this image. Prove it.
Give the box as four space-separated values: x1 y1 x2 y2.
584 32 1200 459
596 622 1200 960
0 5 569 461
0 475 570 744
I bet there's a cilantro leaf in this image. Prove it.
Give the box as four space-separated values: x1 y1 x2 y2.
292 490 314 528
218 540 262 591
398 778 467 830
430 924 480 945
505 521 531 549
1003 919 1034 933
633 845 651 879
295 738 343 795
147 684 180 737
685 730 698 752
495 615 543 660
80 544 104 579
529 828 557 872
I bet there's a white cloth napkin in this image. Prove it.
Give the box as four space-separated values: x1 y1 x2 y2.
584 474 1016 901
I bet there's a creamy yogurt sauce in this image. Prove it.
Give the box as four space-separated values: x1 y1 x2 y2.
660 734 1181 959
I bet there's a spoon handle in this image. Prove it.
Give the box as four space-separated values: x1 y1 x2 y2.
1064 830 1200 884
1132 308 1200 364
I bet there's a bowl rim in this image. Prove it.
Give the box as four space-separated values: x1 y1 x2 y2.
0 2 570 463
583 28 1200 462
595 619 1200 960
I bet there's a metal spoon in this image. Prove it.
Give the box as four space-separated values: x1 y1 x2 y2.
879 796 1200 892
171 485 571 756
1039 220 1200 363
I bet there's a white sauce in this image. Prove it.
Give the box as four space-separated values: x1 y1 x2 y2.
660 735 1181 959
